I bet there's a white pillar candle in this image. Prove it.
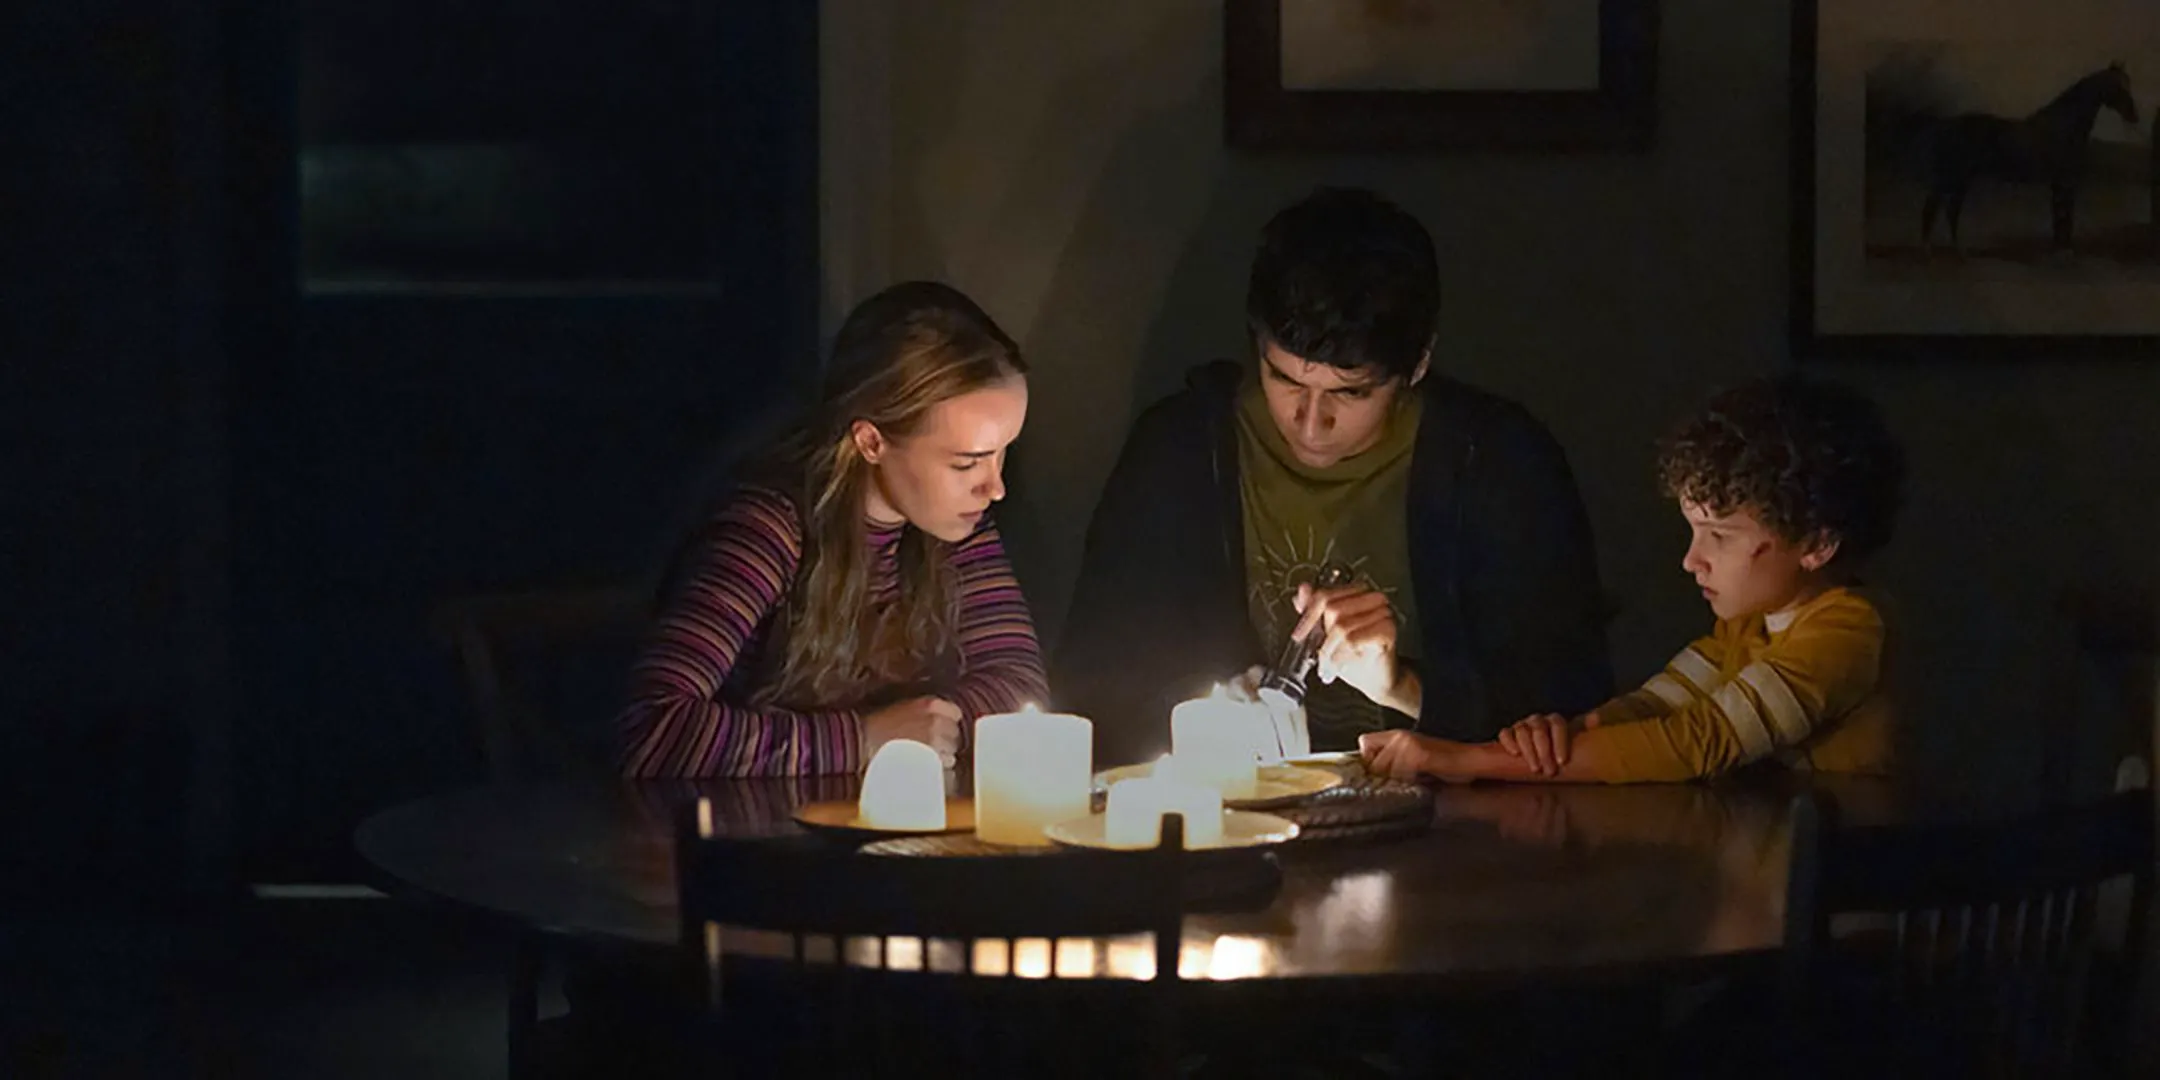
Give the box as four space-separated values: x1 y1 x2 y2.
1104 775 1224 849
858 740 947 830
1170 685 1262 800
972 705 1092 846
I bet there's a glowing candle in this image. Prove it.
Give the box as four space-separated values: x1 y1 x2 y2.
1103 774 1224 848
973 705 1092 846
1170 685 1262 799
858 740 947 830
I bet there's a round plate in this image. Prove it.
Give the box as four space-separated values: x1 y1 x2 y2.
1092 763 1343 809
1282 750 1363 768
791 798 975 840
1042 810 1299 852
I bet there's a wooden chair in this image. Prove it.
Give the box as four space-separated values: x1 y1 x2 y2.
429 583 649 1079
677 801 1195 1079
430 583 649 784
1780 764 2155 1078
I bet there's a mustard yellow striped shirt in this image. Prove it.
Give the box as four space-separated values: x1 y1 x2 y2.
1579 587 1893 782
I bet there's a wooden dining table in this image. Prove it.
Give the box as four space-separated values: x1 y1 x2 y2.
354 766 1944 990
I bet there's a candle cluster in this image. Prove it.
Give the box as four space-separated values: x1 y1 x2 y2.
853 684 1290 848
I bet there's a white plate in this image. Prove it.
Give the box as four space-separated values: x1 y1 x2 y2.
1282 750 1363 767
1042 810 1299 852
1092 763 1342 809
791 798 975 839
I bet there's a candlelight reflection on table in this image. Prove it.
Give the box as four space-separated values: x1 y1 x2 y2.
814 933 1284 980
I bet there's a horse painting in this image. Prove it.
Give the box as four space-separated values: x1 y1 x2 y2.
1921 62 2138 254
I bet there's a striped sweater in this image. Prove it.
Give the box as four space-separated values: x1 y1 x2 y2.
1576 586 1894 781
617 486 1047 778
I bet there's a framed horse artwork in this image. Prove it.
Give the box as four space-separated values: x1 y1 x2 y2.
1793 0 2160 357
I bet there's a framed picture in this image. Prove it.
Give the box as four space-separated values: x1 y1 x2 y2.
296 0 736 291
1793 0 2160 356
1224 0 1658 153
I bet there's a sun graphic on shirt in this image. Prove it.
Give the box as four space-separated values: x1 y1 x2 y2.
1247 526 1402 653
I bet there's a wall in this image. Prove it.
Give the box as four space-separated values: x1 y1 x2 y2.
220 1 821 878
825 0 2160 800
5 0 232 892
7 1 821 882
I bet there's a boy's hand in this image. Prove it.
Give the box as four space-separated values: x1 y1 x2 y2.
1294 583 1416 714
1497 710 1600 776
1358 729 1464 781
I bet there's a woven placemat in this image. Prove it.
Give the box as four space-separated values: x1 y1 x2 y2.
1272 773 1433 844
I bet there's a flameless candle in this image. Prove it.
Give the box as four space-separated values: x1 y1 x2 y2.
1170 685 1262 799
972 705 1092 846
858 740 947 830
1103 774 1224 848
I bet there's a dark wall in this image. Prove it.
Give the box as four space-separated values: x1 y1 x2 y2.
7 0 819 887
871 1 2160 805
5 1 233 896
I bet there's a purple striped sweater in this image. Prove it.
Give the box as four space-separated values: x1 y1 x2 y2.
617 485 1048 777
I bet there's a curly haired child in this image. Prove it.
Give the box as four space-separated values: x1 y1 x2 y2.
1360 375 1906 783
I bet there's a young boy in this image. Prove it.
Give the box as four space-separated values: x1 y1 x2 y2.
1359 375 1905 783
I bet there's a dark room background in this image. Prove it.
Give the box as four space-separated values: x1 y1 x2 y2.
11 0 2157 895
823 0 2159 816
9 0 819 886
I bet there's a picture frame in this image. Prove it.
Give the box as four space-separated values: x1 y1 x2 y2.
295 0 737 291
1224 0 1658 153
1792 0 2160 358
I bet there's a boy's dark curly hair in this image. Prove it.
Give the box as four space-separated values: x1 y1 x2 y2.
1656 376 1905 565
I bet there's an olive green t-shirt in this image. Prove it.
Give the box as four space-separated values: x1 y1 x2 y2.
1234 380 1422 749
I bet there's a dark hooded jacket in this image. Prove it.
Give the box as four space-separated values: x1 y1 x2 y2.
1053 361 1613 766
